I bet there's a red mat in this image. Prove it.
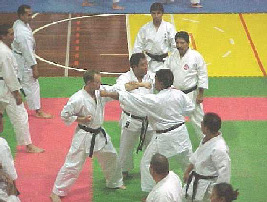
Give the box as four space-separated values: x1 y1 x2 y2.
15 98 93 202
14 97 267 201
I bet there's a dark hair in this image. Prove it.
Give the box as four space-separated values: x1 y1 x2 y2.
213 183 239 202
130 53 146 68
203 112 221 134
155 69 174 89
83 70 100 84
17 4 31 16
175 31 189 43
150 153 169 175
0 24 12 40
150 3 164 13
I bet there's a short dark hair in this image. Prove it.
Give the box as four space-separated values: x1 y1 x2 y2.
155 69 174 89
203 112 221 134
150 153 169 175
175 31 189 43
213 183 239 202
130 53 146 68
17 4 31 16
150 3 164 13
83 70 100 84
0 24 12 40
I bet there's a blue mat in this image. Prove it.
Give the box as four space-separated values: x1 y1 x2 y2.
0 0 267 14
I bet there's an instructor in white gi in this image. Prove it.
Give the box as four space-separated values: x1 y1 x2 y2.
133 3 176 73
164 31 208 140
101 69 194 192
50 70 125 202
183 113 231 201
12 5 52 119
0 24 44 153
114 53 154 177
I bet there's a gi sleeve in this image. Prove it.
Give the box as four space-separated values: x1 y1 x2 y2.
196 53 208 89
1 54 21 92
0 139 17 180
16 34 37 67
61 95 83 125
212 149 231 183
133 26 146 53
167 23 177 53
119 91 158 117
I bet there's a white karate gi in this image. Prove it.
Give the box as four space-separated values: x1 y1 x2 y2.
114 69 154 172
12 19 40 111
0 138 20 202
0 41 32 146
52 87 123 197
165 48 208 140
147 171 183 202
183 134 231 201
133 20 176 73
119 88 194 192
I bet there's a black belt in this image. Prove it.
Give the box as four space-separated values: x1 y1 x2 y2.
146 52 168 62
78 124 107 158
13 50 22 56
123 110 148 153
185 171 217 201
0 77 3 80
156 122 185 134
182 85 197 94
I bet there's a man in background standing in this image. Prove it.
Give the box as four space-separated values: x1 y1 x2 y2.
12 4 52 119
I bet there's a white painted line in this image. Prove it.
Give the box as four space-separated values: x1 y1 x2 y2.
32 13 39 19
229 38 235 45
64 13 72 77
222 50 231 57
126 14 132 58
214 27 225 32
182 18 199 23
100 54 128 56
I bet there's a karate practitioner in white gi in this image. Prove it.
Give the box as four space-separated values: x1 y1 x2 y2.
82 0 124 10
164 31 208 141
0 24 44 153
12 5 52 119
133 3 176 73
101 69 194 192
0 137 20 202
183 113 231 201
114 53 155 178
50 70 125 202
146 153 183 202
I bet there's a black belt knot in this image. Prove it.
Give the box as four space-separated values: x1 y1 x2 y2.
0 77 3 80
185 171 217 201
146 52 168 62
182 85 197 94
78 124 107 158
123 110 148 153
13 50 22 56
156 122 185 134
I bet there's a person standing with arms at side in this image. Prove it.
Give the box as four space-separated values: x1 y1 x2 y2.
12 4 52 119
146 153 183 202
183 113 231 201
164 31 208 141
133 3 176 73
0 24 44 153
50 70 125 202
114 53 154 178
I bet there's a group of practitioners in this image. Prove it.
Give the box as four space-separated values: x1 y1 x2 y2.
0 2 239 202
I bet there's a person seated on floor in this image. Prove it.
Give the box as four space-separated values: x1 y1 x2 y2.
210 183 239 202
145 153 183 202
